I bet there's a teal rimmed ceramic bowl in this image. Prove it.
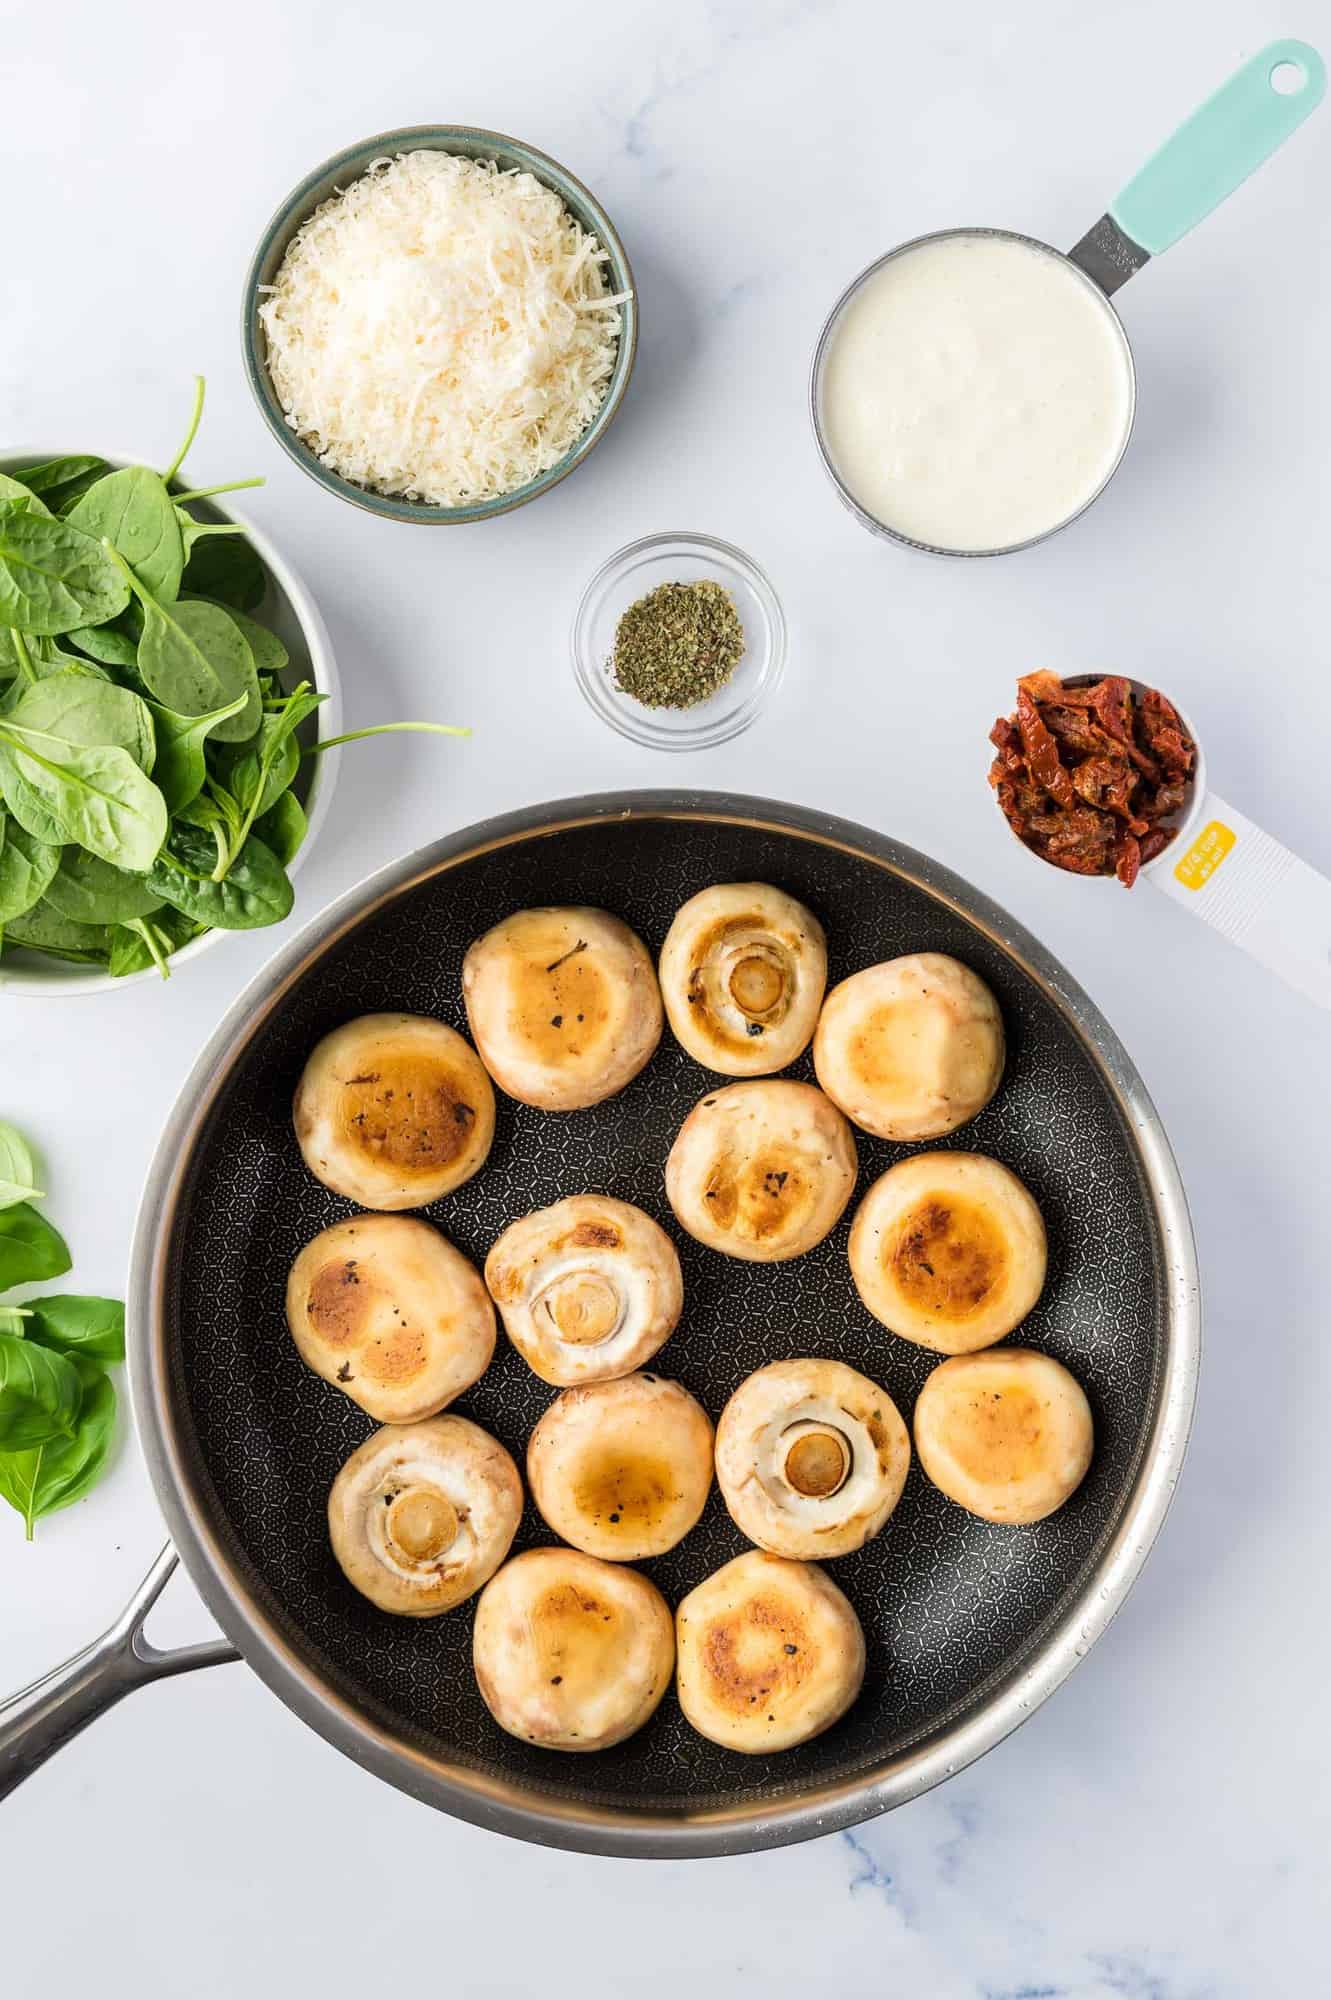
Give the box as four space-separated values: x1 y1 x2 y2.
241 127 638 524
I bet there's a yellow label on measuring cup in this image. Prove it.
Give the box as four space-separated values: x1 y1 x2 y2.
1174 820 1236 890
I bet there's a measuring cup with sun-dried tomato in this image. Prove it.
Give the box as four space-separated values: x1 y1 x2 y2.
989 672 1331 1011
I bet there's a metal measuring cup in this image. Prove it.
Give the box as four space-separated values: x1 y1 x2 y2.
811 39 1325 557
999 678 1331 1013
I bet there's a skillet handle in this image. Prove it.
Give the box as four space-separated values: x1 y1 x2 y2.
0 1545 239 1803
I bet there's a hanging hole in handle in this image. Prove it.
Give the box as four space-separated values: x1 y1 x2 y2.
1269 60 1306 96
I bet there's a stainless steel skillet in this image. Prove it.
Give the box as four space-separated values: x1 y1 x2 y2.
1 792 1200 1855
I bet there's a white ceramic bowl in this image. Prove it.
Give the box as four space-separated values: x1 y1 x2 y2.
0 450 341 996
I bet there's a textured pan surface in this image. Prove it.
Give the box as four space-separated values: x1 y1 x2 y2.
150 802 1187 1842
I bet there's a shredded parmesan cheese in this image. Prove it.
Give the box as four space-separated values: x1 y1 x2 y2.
259 152 628 507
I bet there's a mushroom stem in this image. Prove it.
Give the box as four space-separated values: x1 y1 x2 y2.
540 1271 624 1346
728 949 786 1018
386 1485 459 1562
781 1423 852 1499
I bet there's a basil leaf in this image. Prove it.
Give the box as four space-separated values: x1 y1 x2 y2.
0 721 167 870
0 818 61 924
0 507 130 635
254 788 307 867
0 1119 43 1209
6 673 155 772
44 849 163 924
22 1295 125 1363
69 468 184 605
144 691 247 813
180 531 265 611
0 1307 30 1337
148 822 292 930
0 1199 70 1287
0 1362 116 1539
0 1331 81 1450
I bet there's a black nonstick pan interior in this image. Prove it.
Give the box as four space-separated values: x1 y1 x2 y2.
160 808 1168 1821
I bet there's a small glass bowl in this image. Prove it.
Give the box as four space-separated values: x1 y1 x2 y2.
571 532 786 751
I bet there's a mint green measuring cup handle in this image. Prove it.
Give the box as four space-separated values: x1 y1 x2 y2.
1110 39 1325 256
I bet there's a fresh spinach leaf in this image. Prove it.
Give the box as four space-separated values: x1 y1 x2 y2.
0 1333 82 1450
105 544 259 741
0 818 61 923
0 720 167 869
107 906 197 978
254 788 307 867
0 1360 116 1539
14 456 106 499
22 1295 125 1363
6 673 155 772
144 691 247 813
0 1120 43 1209
0 507 130 635
174 513 247 564
0 737 73 845
205 603 288 679
44 849 163 925
215 683 324 862
0 475 51 517
149 822 292 930
0 912 109 962
66 616 140 670
180 530 266 612
69 467 184 604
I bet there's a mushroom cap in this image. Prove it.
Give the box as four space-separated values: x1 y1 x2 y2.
665 1080 858 1262
813 953 1004 1142
462 905 663 1111
913 1347 1094 1523
715 1358 910 1559
293 1012 495 1209
848 1151 1046 1353
484 1194 683 1386
286 1214 496 1421
328 1416 522 1616
675 1551 865 1753
473 1547 675 1752
527 1373 714 1560
659 882 827 1077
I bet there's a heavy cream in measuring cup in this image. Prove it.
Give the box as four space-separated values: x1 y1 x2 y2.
818 233 1134 552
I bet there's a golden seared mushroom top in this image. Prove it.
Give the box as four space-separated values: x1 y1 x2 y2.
674 1550 865 1754
285 1214 496 1422
328 1416 523 1616
293 1012 495 1210
659 883 827 1076
472 1547 675 1753
484 1194 683 1386
913 1347 1094 1524
715 1358 910 1560
527 1373 714 1561
814 953 1004 1142
848 1151 1047 1354
665 1079 858 1263
462 906 663 1111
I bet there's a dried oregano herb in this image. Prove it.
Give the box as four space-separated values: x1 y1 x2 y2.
611 580 745 709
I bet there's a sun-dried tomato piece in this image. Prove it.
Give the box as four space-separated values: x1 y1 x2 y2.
1016 689 1077 809
988 672 1196 889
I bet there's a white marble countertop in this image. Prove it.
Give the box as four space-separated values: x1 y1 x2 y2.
3 1 1328 1992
